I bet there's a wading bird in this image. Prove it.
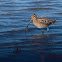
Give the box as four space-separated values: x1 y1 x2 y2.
26 14 58 32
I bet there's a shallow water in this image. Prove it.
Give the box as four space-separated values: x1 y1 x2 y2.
0 0 62 62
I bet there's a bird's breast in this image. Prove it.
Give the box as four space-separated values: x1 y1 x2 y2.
33 20 47 28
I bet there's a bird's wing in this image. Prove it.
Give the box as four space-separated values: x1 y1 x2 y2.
37 17 53 25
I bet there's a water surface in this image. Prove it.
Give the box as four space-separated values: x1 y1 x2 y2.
0 0 62 62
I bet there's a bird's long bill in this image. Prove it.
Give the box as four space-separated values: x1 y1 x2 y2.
26 19 32 28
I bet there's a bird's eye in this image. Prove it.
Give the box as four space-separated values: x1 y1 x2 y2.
48 20 49 22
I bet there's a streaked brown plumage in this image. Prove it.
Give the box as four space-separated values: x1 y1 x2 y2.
26 14 58 31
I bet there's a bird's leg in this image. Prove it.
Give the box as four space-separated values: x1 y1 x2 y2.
42 29 44 32
47 27 49 32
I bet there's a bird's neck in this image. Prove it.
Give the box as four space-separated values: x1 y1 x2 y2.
33 19 38 24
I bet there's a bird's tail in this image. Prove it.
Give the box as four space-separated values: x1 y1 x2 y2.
52 20 58 24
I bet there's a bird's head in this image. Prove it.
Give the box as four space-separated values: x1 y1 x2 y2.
31 14 37 20
26 14 37 28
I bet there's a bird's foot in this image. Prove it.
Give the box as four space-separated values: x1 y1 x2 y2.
42 29 44 32
47 27 49 32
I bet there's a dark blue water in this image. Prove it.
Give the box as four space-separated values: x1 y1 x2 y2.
0 0 62 62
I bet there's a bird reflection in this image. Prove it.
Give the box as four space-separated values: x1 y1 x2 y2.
30 32 53 62
32 31 49 39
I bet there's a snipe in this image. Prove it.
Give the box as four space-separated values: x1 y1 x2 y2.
26 14 58 32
